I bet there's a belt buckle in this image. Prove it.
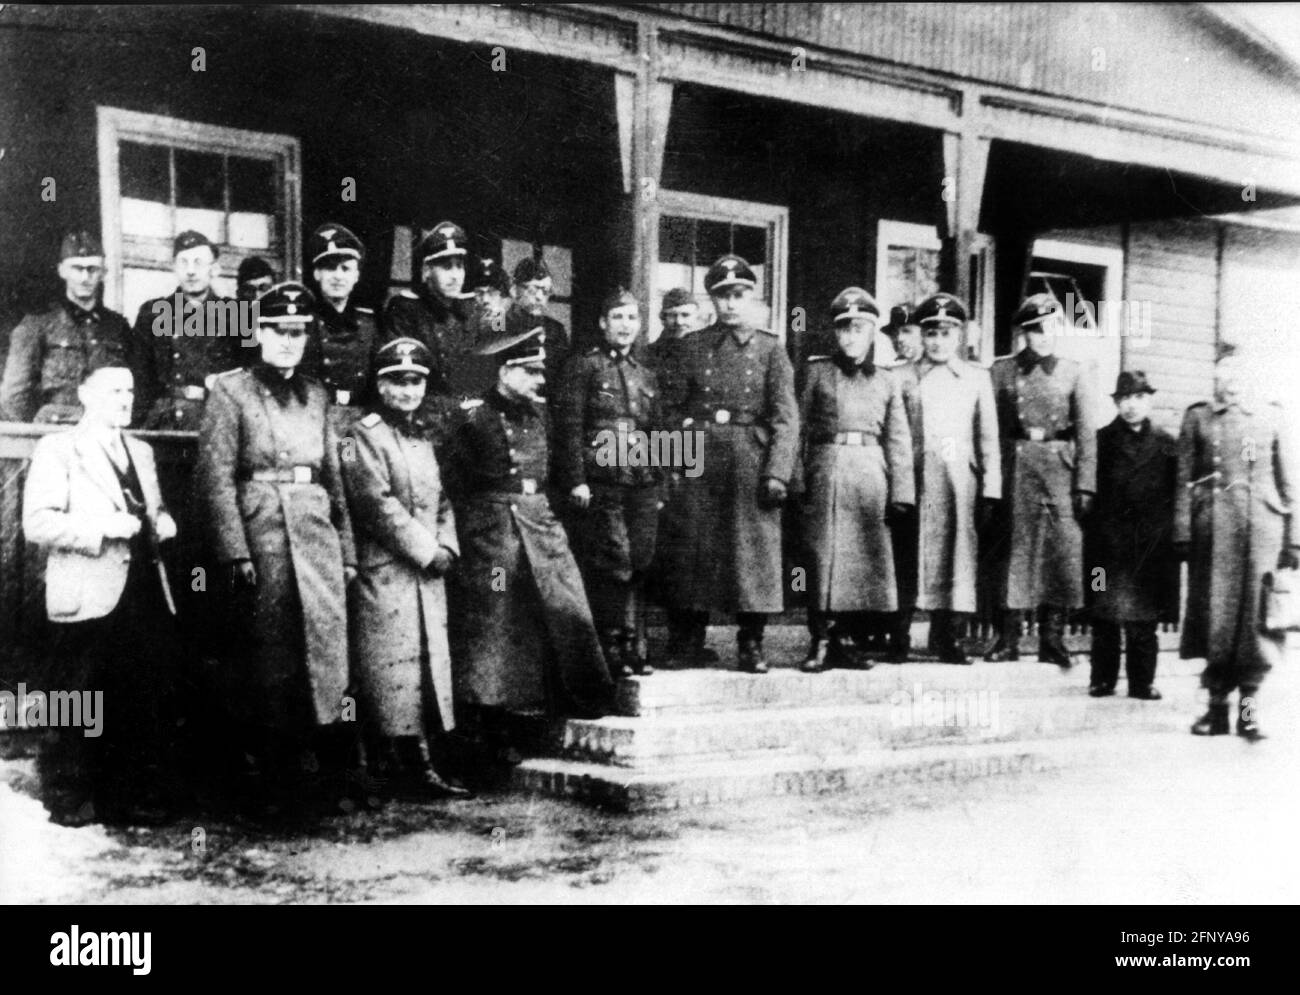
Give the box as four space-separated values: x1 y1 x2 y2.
335 390 351 406
292 466 312 484
185 385 205 401
714 409 731 425
1028 427 1046 442
846 431 863 446
521 478 537 495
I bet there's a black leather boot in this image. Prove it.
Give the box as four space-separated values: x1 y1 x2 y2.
622 631 653 676
931 611 970 665
1237 687 1265 741
1191 696 1230 736
801 637 829 673
888 608 912 663
984 611 1020 662
737 634 769 674
602 630 632 679
690 621 720 664
1038 607 1072 668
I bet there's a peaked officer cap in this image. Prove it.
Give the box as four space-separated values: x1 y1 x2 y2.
1011 293 1065 328
830 286 881 323
373 337 432 379
310 222 364 265
418 222 468 263
704 254 757 293
913 292 968 326
257 281 316 324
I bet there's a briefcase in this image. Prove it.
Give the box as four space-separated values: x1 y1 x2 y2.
1262 568 1300 634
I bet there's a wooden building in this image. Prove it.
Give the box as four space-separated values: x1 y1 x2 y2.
2 3 1299 670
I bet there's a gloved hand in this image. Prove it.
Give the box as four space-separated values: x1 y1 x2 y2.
1173 541 1191 562
1278 548 1300 571
427 546 455 577
977 496 999 532
885 501 913 527
758 477 788 509
344 566 358 586
569 483 592 510
1072 492 1095 523
104 512 142 540
228 560 257 591
154 512 178 543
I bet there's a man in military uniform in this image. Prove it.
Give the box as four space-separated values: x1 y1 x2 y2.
383 222 479 441
985 294 1095 666
443 326 614 727
894 293 1001 664
793 287 913 672
1178 345 1298 741
130 230 243 430
236 257 276 303
506 257 571 398
301 222 378 434
0 231 131 424
1088 371 1178 700
661 255 799 673
555 288 660 677
648 286 700 369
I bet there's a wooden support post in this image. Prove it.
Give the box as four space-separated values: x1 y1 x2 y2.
939 131 990 308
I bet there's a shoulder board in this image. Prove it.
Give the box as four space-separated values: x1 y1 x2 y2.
360 412 381 428
460 398 485 411
214 367 244 380
805 355 831 362
397 289 419 300
586 345 602 355
355 306 374 315
1187 400 1209 410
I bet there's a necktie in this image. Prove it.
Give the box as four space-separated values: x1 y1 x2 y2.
106 433 128 472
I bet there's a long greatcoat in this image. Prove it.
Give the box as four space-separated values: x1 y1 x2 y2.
195 364 355 731
1175 399 1298 687
898 357 1001 613
443 387 613 717
793 353 913 612
1089 416 1179 623
342 409 459 735
660 322 799 614
990 352 1096 609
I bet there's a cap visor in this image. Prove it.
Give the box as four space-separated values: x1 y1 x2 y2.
377 364 430 378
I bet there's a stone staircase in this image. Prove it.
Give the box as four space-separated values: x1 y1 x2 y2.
513 629 1218 811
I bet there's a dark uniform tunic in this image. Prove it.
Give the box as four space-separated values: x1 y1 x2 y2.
554 345 661 632
443 387 613 718
990 351 1096 609
793 353 913 612
661 322 799 615
1175 399 1298 691
0 299 131 423
195 364 356 733
131 289 244 430
342 408 459 736
301 301 378 435
384 289 492 441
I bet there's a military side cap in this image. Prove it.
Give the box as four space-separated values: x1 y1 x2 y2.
237 256 276 284
173 230 215 256
257 281 316 323
469 257 512 295
704 255 757 293
374 337 432 379
60 230 103 260
478 325 546 368
1112 370 1156 398
1012 293 1064 328
310 223 364 265
913 292 968 326
418 221 468 263
830 286 880 323
513 257 552 285
660 287 695 311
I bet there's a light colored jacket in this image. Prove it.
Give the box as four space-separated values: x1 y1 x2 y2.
22 424 175 622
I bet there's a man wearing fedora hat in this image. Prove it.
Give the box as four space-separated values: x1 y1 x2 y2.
1087 371 1179 699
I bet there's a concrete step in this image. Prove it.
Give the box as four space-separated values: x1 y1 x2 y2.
515 737 1116 812
617 660 1113 717
562 685 1200 768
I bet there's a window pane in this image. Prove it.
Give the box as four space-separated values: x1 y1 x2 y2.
228 156 276 213
120 141 170 202
731 224 766 267
175 149 225 209
659 215 695 266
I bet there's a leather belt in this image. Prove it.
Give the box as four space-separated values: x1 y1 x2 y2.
168 385 207 401
242 466 319 484
1015 427 1073 442
500 476 540 495
695 409 757 426
813 431 880 447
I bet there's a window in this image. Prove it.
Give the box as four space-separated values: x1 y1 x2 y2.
876 220 996 361
97 106 301 321
653 190 789 343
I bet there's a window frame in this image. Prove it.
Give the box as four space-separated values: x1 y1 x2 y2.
96 105 302 314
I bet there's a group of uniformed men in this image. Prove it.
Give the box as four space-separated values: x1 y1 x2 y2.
9 219 1296 825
